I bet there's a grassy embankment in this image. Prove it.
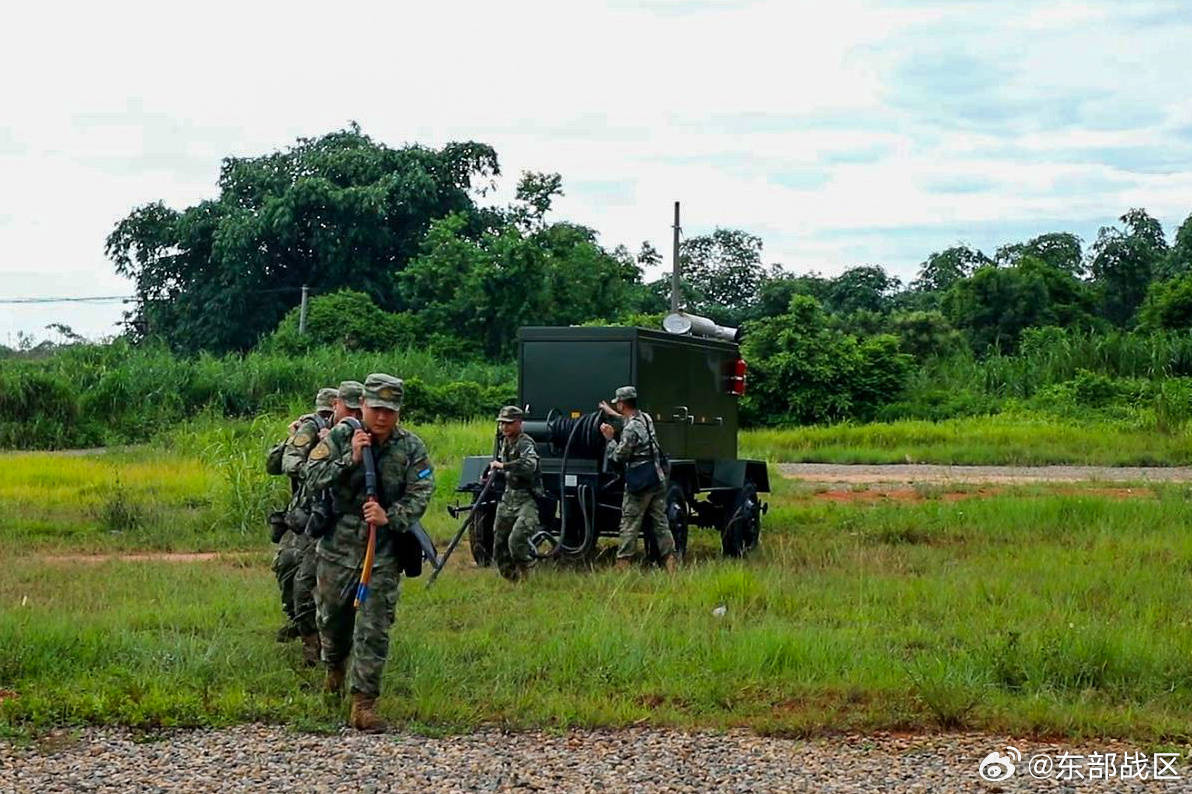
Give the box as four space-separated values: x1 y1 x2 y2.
4 419 1192 742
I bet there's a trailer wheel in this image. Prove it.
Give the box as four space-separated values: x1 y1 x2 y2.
720 481 761 557
468 501 496 567
666 483 689 560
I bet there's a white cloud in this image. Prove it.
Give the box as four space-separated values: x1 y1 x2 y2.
0 0 1190 339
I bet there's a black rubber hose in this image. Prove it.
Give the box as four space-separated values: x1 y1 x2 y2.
555 411 604 556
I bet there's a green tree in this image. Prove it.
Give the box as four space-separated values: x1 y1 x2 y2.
943 259 1097 353
1159 212 1192 279
1089 208 1169 327
910 245 992 293
751 273 829 319
824 265 901 315
264 289 419 353
400 202 639 357
742 295 911 425
996 232 1084 275
1139 273 1192 330
889 310 965 360
511 171 564 230
680 228 766 314
106 125 499 352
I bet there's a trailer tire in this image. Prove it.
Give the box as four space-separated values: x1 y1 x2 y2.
469 502 496 567
666 483 689 561
720 481 761 557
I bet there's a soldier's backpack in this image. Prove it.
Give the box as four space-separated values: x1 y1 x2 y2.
265 413 328 476
265 441 286 476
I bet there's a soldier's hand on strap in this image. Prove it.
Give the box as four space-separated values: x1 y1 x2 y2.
489 460 504 470
289 419 301 434
362 501 389 527
351 429 371 464
318 427 330 440
599 423 616 440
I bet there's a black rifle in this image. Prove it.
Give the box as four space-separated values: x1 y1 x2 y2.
428 467 500 587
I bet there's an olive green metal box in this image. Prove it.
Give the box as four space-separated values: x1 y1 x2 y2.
518 326 740 460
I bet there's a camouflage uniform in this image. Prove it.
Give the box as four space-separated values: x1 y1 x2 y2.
304 375 435 699
271 388 337 635
606 387 675 562
492 406 542 581
293 380 366 639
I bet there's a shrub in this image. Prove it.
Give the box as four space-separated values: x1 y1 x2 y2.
264 289 421 353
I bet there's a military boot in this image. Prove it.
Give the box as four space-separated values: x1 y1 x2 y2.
324 664 345 696
349 693 387 733
664 554 679 574
301 634 320 667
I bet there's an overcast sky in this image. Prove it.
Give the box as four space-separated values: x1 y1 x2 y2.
2 0 1191 343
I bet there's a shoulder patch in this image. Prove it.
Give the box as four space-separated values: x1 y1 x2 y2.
292 431 314 448
308 441 331 461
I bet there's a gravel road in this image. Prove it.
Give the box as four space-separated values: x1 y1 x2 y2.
4 726 1189 793
778 463 1192 485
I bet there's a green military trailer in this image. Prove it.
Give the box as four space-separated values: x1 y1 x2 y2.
454 321 769 563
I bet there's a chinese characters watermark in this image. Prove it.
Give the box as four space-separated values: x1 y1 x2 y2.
978 746 1181 782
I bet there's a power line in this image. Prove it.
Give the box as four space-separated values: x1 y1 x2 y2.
0 295 133 304
0 286 306 305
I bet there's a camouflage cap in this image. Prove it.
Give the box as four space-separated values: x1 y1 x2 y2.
315 387 339 413
611 385 637 403
337 380 364 410
363 373 404 411
496 405 524 423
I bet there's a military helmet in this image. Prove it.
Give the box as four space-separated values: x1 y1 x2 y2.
315 387 339 413
611 385 637 403
337 380 364 410
496 405 524 423
362 373 403 411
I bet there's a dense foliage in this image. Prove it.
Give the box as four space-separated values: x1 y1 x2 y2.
0 341 512 449
5 127 1192 443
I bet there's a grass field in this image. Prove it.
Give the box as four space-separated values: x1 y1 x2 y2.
742 413 1192 466
4 426 1192 744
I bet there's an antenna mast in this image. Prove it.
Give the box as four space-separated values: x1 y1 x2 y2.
671 201 681 313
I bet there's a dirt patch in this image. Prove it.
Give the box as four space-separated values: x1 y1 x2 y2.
0 689 17 704
812 487 1001 504
1055 486 1152 499
815 489 923 504
806 484 1152 505
780 462 1192 484
36 551 258 564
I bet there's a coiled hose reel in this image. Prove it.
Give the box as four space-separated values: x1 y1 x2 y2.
524 411 609 558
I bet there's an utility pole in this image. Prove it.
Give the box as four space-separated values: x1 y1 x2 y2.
671 201 681 313
299 285 309 334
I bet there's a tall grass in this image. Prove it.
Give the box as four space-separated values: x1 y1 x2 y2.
5 480 1192 739
911 328 1192 402
0 340 513 449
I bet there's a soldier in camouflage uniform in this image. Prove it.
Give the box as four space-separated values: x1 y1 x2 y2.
489 405 542 582
600 386 677 572
272 387 337 644
290 380 365 665
304 373 435 732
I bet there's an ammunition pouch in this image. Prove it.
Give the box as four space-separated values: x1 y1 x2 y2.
305 492 336 539
268 510 288 544
285 505 310 533
394 520 438 577
394 528 423 578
